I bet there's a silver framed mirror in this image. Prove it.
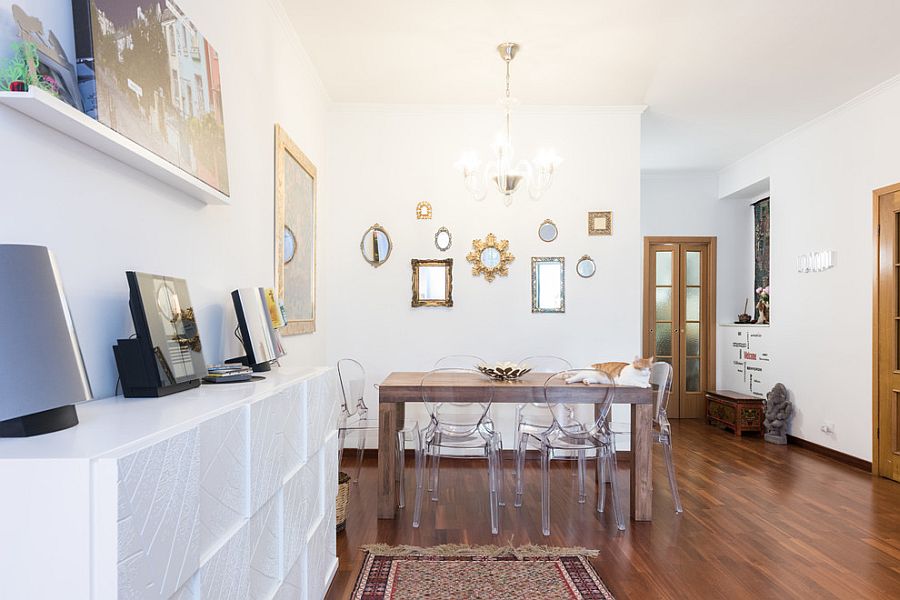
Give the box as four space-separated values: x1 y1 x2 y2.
538 219 558 242
360 223 392 268
531 257 565 313
435 227 452 252
576 255 596 278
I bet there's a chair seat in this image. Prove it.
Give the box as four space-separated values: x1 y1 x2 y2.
339 414 417 436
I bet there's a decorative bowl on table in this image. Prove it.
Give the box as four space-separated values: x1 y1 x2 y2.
476 362 532 381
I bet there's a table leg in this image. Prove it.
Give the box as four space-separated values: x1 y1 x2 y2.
378 402 399 519
631 403 652 521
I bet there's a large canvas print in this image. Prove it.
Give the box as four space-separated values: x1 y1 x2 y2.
72 0 229 195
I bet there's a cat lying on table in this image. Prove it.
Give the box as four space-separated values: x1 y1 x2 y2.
565 357 654 388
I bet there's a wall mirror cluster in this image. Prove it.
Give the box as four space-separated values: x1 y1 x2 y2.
576 255 596 278
275 124 316 335
538 219 558 242
411 259 453 307
360 224 392 268
466 233 515 282
435 227 452 251
532 257 565 313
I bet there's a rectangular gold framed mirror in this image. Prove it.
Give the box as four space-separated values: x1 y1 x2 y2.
532 257 565 313
275 124 317 335
412 259 453 307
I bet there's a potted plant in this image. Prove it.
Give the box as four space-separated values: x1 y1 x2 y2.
0 41 60 96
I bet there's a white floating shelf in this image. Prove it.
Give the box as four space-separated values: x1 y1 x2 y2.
0 88 230 205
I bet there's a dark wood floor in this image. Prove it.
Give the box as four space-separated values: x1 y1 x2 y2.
325 420 900 599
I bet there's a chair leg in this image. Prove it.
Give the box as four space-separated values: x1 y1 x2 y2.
338 428 347 468
514 431 528 507
430 434 441 501
397 432 406 509
488 438 500 535
606 451 625 531
577 450 587 504
496 436 505 507
598 452 607 514
354 429 366 483
541 442 551 536
412 441 426 528
663 440 683 513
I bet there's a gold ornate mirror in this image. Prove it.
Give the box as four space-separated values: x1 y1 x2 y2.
466 233 514 282
411 259 453 307
532 257 565 313
275 124 316 335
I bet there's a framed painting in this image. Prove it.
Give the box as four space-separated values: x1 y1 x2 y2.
275 124 316 335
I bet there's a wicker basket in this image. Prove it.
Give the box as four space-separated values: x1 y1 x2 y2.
336 471 351 532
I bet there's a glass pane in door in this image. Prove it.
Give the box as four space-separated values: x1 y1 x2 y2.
656 288 672 321
656 252 672 285
686 287 701 321
686 322 701 356
686 358 700 392
655 324 673 356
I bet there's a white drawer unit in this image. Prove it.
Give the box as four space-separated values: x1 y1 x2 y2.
0 367 339 600
717 324 772 398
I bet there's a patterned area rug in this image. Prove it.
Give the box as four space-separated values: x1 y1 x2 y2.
350 544 615 600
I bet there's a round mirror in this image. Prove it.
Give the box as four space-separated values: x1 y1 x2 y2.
435 227 452 251
284 226 296 264
538 219 558 242
576 255 596 278
481 247 501 268
360 224 392 268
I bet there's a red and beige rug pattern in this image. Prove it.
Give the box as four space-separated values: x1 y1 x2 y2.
350 544 615 600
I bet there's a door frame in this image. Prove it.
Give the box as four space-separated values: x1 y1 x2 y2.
872 182 900 477
643 236 718 411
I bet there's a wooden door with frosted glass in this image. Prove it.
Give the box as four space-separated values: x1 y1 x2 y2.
644 238 717 418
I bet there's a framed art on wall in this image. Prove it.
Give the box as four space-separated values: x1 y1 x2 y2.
275 124 317 335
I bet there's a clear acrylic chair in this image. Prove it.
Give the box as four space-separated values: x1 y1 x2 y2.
336 359 419 507
525 369 623 535
513 356 586 507
607 361 682 513
412 368 504 534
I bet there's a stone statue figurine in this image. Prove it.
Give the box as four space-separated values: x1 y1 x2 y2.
764 383 792 444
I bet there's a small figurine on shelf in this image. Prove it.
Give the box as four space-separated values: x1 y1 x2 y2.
736 298 753 324
755 285 770 324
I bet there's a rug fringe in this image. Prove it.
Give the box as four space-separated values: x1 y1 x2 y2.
360 543 599 558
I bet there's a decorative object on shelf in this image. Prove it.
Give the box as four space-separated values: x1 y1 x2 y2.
798 250 834 273
538 219 558 242
455 42 561 205
336 471 351 531
466 233 514 282
360 223 392 268
755 286 770 324
416 201 432 219
0 245 91 437
736 298 753 323
576 255 596 278
434 226 452 251
476 362 532 381
228 287 285 373
72 0 230 195
763 383 792 444
411 258 453 307
532 257 565 313
588 211 612 236
275 124 317 335
1 4 81 108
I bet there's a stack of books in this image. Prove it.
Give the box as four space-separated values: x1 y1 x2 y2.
204 364 254 384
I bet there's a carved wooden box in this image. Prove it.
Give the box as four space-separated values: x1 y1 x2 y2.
706 390 765 437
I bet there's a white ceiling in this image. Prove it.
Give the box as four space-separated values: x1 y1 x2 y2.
281 0 900 171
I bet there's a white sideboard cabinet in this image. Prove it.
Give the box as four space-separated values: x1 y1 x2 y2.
0 367 339 600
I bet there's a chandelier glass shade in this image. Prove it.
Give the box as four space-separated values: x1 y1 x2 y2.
456 43 562 206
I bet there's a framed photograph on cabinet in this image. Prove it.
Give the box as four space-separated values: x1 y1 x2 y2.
275 124 317 335
588 211 613 236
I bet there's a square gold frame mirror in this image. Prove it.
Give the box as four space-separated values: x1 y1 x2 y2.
411 259 453 307
275 124 317 335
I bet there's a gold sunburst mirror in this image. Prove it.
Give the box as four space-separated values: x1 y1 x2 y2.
466 233 514 282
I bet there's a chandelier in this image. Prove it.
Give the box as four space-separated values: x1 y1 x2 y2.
456 43 562 206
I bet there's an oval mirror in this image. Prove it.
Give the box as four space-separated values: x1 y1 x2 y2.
435 227 452 251
576 255 596 278
481 247 501 269
360 224 392 268
283 226 296 264
538 219 558 242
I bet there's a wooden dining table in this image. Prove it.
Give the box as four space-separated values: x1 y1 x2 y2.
377 371 655 522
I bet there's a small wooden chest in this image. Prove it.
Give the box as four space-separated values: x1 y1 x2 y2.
706 390 765 437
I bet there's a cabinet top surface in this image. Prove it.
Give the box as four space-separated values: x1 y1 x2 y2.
0 366 330 461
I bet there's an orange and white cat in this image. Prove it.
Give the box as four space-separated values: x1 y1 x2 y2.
566 357 655 388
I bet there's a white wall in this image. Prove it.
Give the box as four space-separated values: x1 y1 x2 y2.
718 75 900 461
0 0 331 398
641 172 755 385
325 105 644 447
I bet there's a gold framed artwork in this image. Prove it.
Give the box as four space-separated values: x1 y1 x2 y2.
466 233 515 282
411 259 453 307
416 201 433 220
588 211 613 236
275 124 317 335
